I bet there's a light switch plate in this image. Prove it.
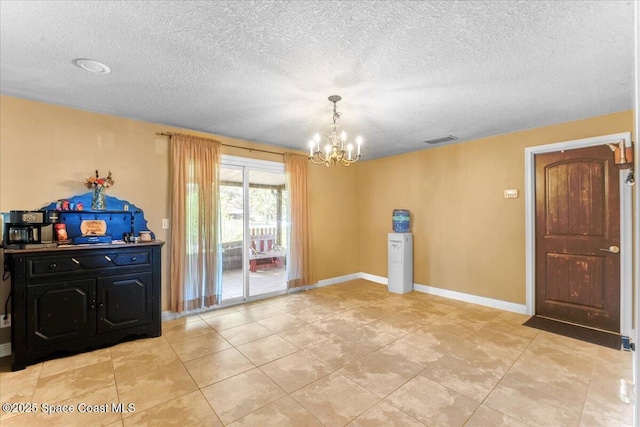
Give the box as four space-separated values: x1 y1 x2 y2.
504 189 519 199
162 219 170 229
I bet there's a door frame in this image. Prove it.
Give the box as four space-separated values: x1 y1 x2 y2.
524 131 633 336
220 155 287 303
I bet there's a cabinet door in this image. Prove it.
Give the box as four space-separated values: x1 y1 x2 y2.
96 273 152 333
26 279 96 348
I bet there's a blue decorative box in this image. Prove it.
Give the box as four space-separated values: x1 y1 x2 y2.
73 235 113 244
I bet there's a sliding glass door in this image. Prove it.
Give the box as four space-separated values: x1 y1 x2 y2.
219 157 287 303
219 166 245 301
248 169 287 297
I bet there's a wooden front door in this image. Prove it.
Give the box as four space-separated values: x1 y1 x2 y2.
535 144 620 332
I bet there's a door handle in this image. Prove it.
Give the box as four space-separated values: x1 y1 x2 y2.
600 246 620 254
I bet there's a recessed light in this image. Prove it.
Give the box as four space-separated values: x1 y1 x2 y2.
73 58 111 74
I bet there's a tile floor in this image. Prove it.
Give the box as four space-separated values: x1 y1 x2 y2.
0 279 633 426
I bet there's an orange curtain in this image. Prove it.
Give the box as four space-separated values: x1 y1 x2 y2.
170 133 221 312
284 153 314 288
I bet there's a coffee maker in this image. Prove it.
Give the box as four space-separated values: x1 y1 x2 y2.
2 210 56 249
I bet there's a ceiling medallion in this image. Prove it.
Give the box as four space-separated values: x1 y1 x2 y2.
307 95 363 167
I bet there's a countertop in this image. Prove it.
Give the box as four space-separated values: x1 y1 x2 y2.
2 240 165 254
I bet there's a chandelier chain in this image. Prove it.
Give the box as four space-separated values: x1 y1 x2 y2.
332 102 341 125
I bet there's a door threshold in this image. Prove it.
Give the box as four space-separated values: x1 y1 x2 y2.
524 315 622 350
536 315 620 335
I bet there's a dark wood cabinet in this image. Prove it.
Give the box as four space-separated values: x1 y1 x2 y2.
96 272 152 333
5 242 164 371
27 278 96 348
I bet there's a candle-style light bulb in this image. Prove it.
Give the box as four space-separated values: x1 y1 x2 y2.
356 136 363 155
314 133 321 152
308 140 315 157
347 143 353 161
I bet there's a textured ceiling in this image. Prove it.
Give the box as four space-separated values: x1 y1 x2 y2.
0 1 634 160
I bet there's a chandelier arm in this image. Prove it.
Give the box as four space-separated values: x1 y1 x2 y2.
308 157 326 165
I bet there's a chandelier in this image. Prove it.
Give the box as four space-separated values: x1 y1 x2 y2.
307 95 363 166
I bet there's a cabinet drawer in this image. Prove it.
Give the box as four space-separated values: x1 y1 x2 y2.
111 251 150 267
26 250 152 279
29 257 83 276
28 255 111 277
78 255 113 269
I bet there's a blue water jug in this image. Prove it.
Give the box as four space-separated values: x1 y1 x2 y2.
392 209 410 232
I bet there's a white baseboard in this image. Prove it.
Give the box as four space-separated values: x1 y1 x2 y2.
0 342 11 358
317 273 362 287
324 272 526 315
162 311 178 322
412 283 528 314
159 272 527 320
287 284 317 293
359 273 388 285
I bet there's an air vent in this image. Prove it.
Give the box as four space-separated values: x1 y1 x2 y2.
423 135 457 145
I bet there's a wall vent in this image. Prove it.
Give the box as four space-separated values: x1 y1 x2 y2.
423 135 457 145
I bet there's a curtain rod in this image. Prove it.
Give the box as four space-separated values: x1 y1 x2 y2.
157 132 286 157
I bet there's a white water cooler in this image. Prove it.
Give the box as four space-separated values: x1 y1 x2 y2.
388 233 413 294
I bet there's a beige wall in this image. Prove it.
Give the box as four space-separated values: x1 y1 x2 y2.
0 95 360 345
309 163 360 281
0 95 632 349
358 110 634 304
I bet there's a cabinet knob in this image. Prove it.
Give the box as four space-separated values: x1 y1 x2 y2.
131 257 137 261
49 263 57 269
104 256 112 262
71 258 80 265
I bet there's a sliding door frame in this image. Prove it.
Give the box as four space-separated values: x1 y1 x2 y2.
220 155 287 304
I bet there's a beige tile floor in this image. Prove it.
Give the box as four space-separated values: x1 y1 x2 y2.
0 279 633 426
